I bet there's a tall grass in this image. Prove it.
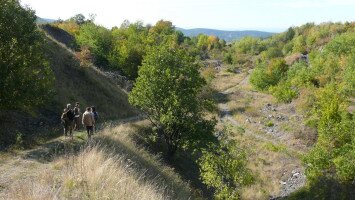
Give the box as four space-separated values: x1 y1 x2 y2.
6 123 191 200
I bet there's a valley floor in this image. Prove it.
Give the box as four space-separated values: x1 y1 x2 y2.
213 67 316 199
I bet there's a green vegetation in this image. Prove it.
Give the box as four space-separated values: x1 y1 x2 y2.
129 45 216 157
2 1 355 198
304 85 354 183
199 141 253 199
0 0 54 111
227 22 355 196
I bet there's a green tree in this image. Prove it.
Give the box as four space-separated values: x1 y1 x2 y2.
284 27 295 41
0 0 54 110
75 22 112 67
70 13 86 25
129 45 216 157
109 22 148 79
234 36 264 55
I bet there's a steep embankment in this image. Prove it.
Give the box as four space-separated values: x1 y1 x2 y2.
0 27 136 149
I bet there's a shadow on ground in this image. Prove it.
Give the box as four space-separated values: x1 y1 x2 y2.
275 177 355 200
92 134 192 200
23 132 88 163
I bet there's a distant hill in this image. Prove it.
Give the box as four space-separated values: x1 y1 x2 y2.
36 17 56 24
177 28 275 42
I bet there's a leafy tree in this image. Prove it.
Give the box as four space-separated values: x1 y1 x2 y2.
148 20 177 45
234 37 265 55
109 21 148 79
75 22 112 67
0 0 54 110
129 45 216 157
285 27 295 41
70 13 86 25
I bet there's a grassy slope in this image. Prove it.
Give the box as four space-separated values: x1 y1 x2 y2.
0 33 136 149
45 37 135 120
0 121 192 199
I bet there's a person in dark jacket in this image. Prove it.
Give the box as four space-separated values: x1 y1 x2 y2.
73 102 81 131
91 106 99 133
61 104 75 138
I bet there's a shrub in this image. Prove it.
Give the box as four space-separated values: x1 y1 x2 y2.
199 141 254 199
270 81 298 103
250 58 288 91
304 85 354 183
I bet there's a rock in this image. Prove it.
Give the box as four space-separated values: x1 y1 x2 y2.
280 181 287 185
293 172 300 178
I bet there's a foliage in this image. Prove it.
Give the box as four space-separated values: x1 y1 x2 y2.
250 58 288 90
224 53 233 64
129 45 216 157
199 141 253 199
304 85 354 183
234 36 265 55
284 27 295 42
0 0 54 110
75 22 112 67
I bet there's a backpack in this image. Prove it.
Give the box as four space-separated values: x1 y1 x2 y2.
66 109 75 121
93 111 98 121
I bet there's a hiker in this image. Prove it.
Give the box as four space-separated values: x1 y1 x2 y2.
73 102 81 130
61 104 75 138
82 107 95 139
91 106 99 133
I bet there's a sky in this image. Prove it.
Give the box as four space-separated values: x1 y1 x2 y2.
21 0 355 32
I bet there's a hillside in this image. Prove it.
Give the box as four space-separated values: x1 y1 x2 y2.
0 28 137 149
177 28 275 41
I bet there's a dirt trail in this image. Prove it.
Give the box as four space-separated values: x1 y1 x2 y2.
215 70 308 198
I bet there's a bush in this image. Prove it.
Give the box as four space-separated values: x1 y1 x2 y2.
270 81 298 103
250 58 288 91
199 141 254 199
304 85 354 183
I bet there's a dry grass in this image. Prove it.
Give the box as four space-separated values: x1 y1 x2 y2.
231 132 302 200
211 69 246 91
1 122 192 200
